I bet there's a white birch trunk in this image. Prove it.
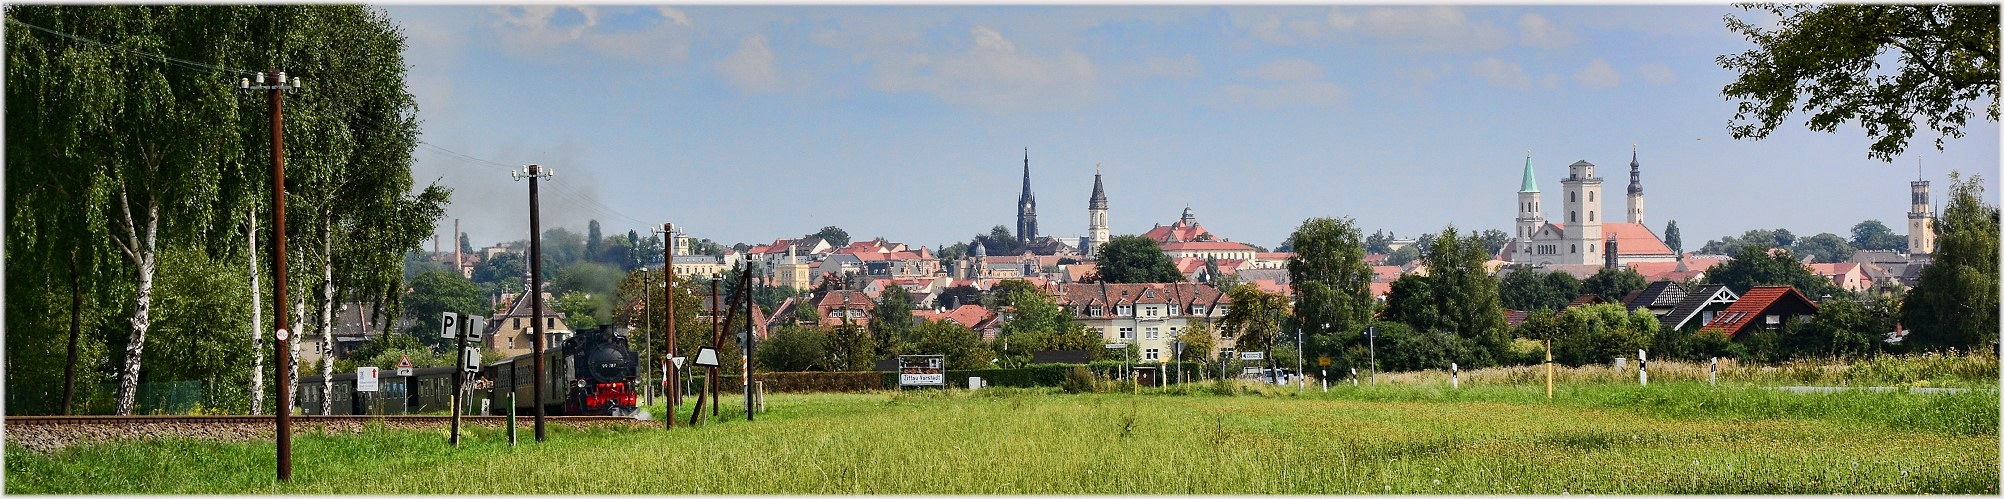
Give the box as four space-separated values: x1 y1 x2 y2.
290 298 304 415
111 188 159 416
248 213 265 415
319 223 334 416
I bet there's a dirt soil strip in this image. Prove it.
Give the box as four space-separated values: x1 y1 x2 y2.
4 416 653 453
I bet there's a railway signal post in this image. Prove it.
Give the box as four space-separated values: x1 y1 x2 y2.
241 69 300 481
513 164 553 442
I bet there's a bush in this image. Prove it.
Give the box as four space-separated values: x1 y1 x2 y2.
1061 366 1096 394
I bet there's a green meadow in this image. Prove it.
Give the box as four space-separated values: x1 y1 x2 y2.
7 379 1996 495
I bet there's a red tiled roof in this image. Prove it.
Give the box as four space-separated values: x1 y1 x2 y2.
912 304 996 331
1505 310 1530 326
1700 286 1819 337
1363 254 1389 265
1368 282 1393 299
1161 240 1258 252
1545 222 1675 256
1174 258 1207 274
1256 252 1295 261
1371 265 1403 282
1142 220 1213 244
1252 279 1291 297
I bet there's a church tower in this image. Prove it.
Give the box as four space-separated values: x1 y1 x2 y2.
1561 159 1604 264
1909 169 1936 255
1514 153 1544 261
1086 164 1109 256
1016 148 1038 243
1626 145 1645 227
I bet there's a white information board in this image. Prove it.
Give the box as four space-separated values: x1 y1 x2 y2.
357 367 380 392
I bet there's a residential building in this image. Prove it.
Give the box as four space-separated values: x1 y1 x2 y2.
1145 207 1260 261
815 290 874 328
1662 284 1740 331
1048 282 1232 361
482 292 573 358
1699 286 1820 338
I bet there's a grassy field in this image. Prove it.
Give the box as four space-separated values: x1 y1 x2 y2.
6 382 1996 494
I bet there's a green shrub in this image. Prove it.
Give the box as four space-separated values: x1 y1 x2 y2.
1061 366 1095 394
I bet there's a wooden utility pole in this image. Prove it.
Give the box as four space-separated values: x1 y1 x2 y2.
513 164 553 441
241 70 300 481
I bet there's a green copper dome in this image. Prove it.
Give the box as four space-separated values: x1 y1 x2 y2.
1518 154 1539 193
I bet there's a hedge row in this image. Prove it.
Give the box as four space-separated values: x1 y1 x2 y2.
687 362 1217 394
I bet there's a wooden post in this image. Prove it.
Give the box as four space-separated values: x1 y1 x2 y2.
1544 340 1554 400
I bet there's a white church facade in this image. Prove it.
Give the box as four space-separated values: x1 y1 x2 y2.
1505 148 1679 267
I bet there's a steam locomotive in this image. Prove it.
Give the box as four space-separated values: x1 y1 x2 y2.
299 325 639 417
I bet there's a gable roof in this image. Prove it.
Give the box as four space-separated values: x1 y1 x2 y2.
1623 280 1688 310
1664 284 1739 330
1700 286 1820 337
912 304 997 331
1542 222 1674 256
1142 220 1214 244
1567 294 1615 308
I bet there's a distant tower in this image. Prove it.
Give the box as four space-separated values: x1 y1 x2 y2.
1626 144 1645 227
971 238 989 278
1086 163 1109 256
1515 152 1545 261
1909 166 1936 255
1561 159 1604 264
1016 148 1038 243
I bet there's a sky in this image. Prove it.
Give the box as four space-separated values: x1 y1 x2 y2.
385 4 2000 253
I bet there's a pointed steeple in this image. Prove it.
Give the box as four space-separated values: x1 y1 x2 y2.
1627 144 1644 196
1016 148 1038 242
1089 163 1108 210
1019 148 1035 206
1518 151 1539 193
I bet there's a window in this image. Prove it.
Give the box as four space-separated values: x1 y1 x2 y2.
1589 191 1595 202
1119 327 1134 340
1701 310 1717 324
1146 306 1159 317
1145 348 1160 361
1191 305 1207 316
1087 305 1102 316
1569 192 1576 202
1169 327 1181 337
513 317 522 329
1570 211 1577 222
1145 327 1160 339
1765 314 1781 325
1220 327 1234 339
1589 211 1595 222
1117 305 1133 317
1216 305 1229 315
546 317 555 328
508 337 515 349
1571 244 1577 254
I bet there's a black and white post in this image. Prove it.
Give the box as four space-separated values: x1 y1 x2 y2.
1638 349 1648 387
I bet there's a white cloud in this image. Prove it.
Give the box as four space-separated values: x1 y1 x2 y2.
1469 57 1531 90
1252 58 1325 82
869 26 1099 112
1219 81 1347 110
1637 63 1676 85
1517 14 1577 49
489 6 693 65
1573 59 1621 89
717 34 782 93
1325 6 1512 53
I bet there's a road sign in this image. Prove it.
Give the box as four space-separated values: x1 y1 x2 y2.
1104 343 1127 349
671 356 686 368
898 355 946 387
466 315 486 341
357 367 379 392
1317 356 1332 366
693 347 721 367
440 312 459 339
275 328 289 341
464 347 481 372
1241 351 1264 360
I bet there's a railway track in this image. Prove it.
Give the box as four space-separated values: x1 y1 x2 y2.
5 414 650 453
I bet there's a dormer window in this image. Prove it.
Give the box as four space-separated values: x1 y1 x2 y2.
1117 305 1133 317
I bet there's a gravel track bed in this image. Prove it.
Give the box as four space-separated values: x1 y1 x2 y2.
5 418 651 453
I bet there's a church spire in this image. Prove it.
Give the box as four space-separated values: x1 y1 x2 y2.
1089 163 1107 210
1627 144 1643 196
1016 148 1038 242
1519 151 1539 193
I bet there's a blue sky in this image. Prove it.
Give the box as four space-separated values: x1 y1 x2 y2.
387 5 1999 252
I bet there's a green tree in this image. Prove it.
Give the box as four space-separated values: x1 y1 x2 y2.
1664 220 1683 254
1581 267 1648 301
756 325 827 372
1548 303 1657 367
1720 4 1998 161
1093 235 1184 283
402 270 484 349
826 324 876 371
1382 227 1511 367
1174 321 1218 363
586 220 603 263
1794 232 1858 263
984 280 1040 308
1500 268 1576 312
1363 229 1394 254
1796 296 1896 358
1850 219 1907 251
473 252 526 284
871 285 915 356
1220 284 1289 354
974 226 1025 258
1704 245 1841 297
142 247 253 411
910 319 991 370
1901 172 1999 351
813 226 851 247
1285 217 1376 362
554 290 601 330
1385 245 1421 266
1476 229 1511 256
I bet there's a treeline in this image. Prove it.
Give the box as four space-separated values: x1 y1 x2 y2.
5 6 446 415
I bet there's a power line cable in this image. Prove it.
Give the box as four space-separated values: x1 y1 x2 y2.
6 16 255 76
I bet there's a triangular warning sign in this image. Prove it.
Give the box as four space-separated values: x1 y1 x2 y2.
397 355 414 369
